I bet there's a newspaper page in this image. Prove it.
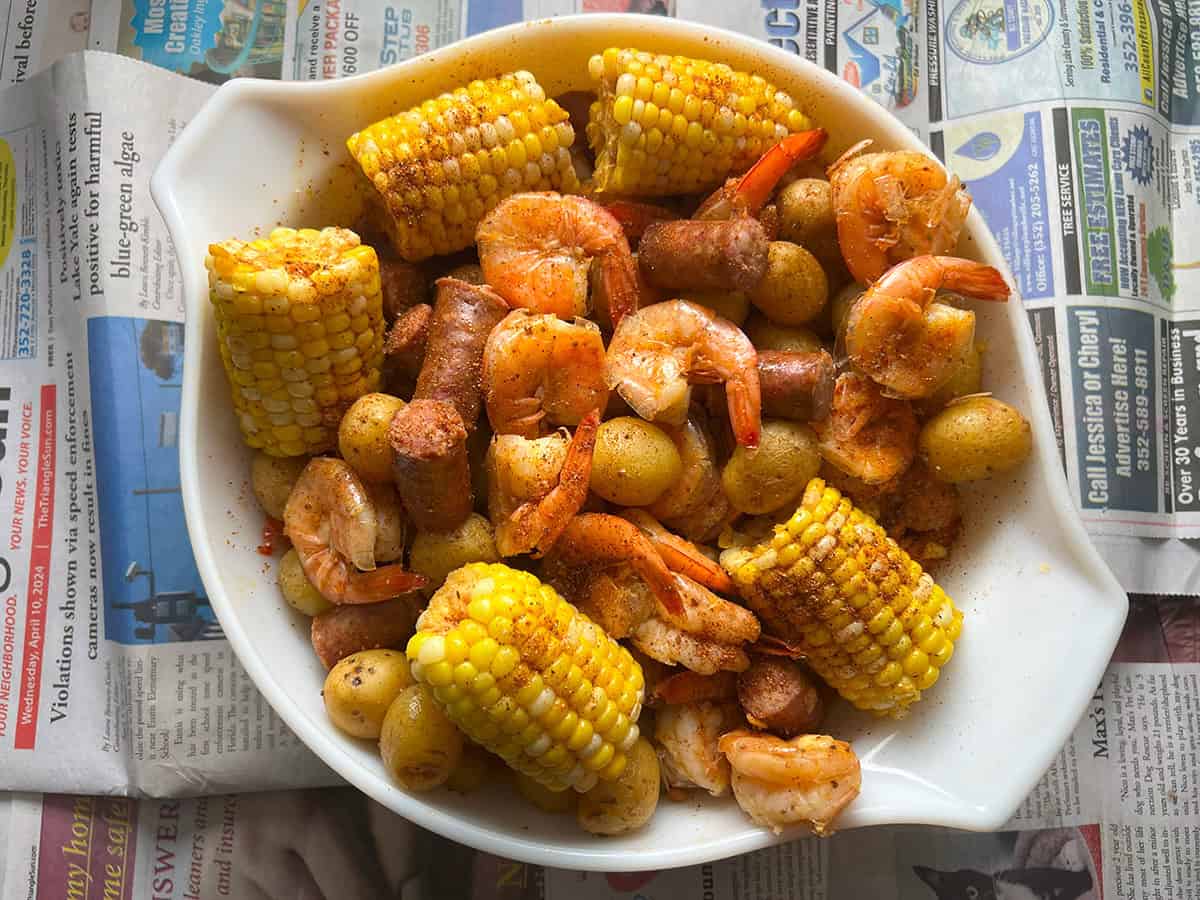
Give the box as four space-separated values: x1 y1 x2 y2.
0 594 1196 898
0 51 336 796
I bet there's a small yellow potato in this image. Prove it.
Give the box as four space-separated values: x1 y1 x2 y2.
278 548 332 616
251 452 308 519
744 315 825 354
576 737 660 835
379 684 463 790
749 242 829 326
678 291 751 325
445 743 495 794
338 392 407 483
590 417 684 507
721 420 822 514
919 343 985 414
323 649 413 739
776 178 835 247
919 397 1033 482
409 513 500 588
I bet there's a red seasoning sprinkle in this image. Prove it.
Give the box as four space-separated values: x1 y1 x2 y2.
258 517 283 556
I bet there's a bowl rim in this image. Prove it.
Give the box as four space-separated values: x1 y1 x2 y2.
152 12 1127 871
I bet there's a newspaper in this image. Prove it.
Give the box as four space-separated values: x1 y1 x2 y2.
0 0 1197 897
0 594 1195 898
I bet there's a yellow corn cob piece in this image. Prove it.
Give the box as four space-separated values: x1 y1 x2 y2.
722 479 963 719
586 47 815 195
206 227 384 457
407 562 644 793
347 72 580 261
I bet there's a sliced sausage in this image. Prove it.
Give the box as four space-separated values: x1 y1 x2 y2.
637 218 769 293
737 657 825 737
414 277 508 428
389 398 474 532
311 598 419 669
380 258 429 321
758 350 836 422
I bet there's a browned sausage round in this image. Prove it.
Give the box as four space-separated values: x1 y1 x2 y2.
737 657 825 737
758 350 836 422
413 277 508 428
637 218 769 294
380 258 428 321
389 399 474 532
310 597 419 669
383 302 433 392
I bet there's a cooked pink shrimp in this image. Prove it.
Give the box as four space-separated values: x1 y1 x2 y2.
618 508 735 594
605 300 761 447
814 372 918 485
492 410 599 558
647 413 732 543
718 730 861 835
696 129 829 220
475 192 639 327
283 458 426 604
482 309 609 438
828 143 973 283
845 255 1009 398
654 701 741 796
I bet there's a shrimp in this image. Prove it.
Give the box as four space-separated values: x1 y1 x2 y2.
475 192 639 327
605 300 762 447
551 513 684 615
647 414 733 544
828 142 973 283
718 730 862 835
844 255 1010 399
603 199 680 242
283 458 426 604
482 309 609 438
652 670 738 706
491 411 599 558
696 129 829 220
618 508 734 594
654 701 741 796
814 372 917 484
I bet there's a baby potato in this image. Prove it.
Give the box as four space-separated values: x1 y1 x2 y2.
919 396 1032 482
590 417 683 507
829 282 865 341
379 684 463 790
251 452 308 520
409 513 500 588
919 342 984 414
338 393 406 483
749 242 829 326
721 419 821 514
744 314 825 354
324 649 413 739
678 291 751 326
515 772 576 814
278 548 332 616
777 178 835 247
577 737 660 836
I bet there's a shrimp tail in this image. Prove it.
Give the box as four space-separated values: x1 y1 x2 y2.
554 514 685 616
734 129 828 213
603 200 680 241
653 670 738 705
598 248 641 329
725 377 762 448
619 509 735 594
932 256 1011 301
341 564 428 605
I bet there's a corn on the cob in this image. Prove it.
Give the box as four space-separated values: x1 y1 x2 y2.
722 479 962 718
586 48 815 196
206 227 384 457
407 562 644 792
347 72 580 262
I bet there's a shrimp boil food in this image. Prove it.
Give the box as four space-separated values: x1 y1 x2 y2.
214 48 1034 837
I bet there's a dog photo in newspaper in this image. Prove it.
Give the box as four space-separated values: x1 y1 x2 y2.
908 828 1097 900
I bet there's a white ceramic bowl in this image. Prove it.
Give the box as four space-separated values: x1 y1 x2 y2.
153 14 1127 871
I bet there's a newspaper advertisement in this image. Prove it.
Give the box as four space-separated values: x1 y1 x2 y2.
0 593 1195 898
1 0 1200 898
0 51 336 796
